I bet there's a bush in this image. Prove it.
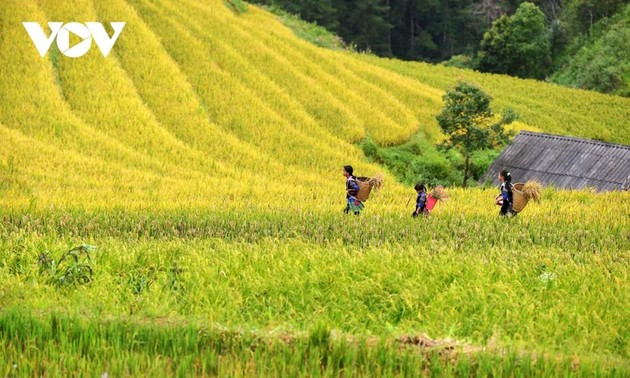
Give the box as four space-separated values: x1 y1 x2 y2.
360 137 380 162
375 137 461 187
441 55 475 69
470 149 500 182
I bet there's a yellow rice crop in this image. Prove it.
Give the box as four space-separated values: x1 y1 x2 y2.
0 0 628 211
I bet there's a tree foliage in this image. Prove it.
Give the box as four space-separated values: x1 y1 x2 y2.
552 3 630 96
251 0 485 62
564 0 628 33
436 82 516 187
477 2 551 79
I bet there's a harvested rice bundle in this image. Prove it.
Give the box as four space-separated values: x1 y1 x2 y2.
522 180 542 202
430 185 449 202
512 180 543 212
356 173 384 202
369 173 384 191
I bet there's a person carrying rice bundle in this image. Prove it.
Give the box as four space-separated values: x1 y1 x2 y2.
412 183 427 217
410 184 448 217
343 165 364 215
496 169 517 217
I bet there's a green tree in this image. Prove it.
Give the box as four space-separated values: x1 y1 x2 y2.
345 0 392 54
436 82 516 187
564 0 628 33
477 2 551 79
249 0 339 31
553 7 630 96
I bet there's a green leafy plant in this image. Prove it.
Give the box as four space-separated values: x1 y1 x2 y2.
38 244 96 288
477 2 551 79
436 81 516 187
126 267 157 296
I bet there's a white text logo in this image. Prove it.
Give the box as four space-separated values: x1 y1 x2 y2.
23 22 126 58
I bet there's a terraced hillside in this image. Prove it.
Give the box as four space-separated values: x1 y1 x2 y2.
1 0 629 210
1 0 629 376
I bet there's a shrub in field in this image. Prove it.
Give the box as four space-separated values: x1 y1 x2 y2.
38 244 96 288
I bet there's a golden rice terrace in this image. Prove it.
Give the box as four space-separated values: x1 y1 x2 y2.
0 0 629 376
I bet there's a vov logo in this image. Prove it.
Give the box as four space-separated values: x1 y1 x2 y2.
23 22 126 58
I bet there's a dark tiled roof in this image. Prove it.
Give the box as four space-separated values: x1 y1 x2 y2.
481 131 630 191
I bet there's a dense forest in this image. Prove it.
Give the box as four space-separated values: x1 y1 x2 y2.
249 0 630 96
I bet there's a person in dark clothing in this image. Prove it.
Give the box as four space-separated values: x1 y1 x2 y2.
412 183 427 217
343 165 364 215
497 169 517 217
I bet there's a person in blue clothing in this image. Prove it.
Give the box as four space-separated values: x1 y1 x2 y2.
497 169 517 217
343 165 364 215
412 183 427 218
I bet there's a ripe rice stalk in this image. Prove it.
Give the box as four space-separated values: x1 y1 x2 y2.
522 180 542 202
368 173 384 191
430 185 449 201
